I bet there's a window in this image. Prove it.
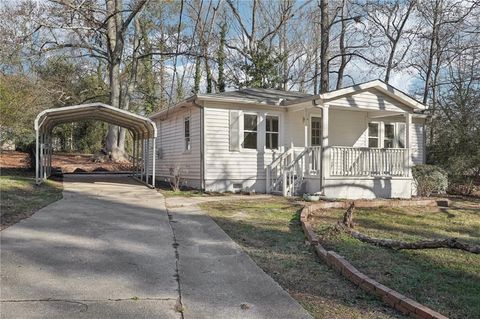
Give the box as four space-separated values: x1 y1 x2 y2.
184 116 191 151
265 116 279 149
397 123 406 148
242 114 257 149
311 117 321 146
384 123 395 148
368 122 379 148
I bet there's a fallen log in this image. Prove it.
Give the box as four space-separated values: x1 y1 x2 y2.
337 205 480 254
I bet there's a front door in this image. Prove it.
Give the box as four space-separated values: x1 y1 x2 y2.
311 117 322 146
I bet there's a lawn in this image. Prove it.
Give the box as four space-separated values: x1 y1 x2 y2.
201 198 406 319
0 170 63 229
309 199 480 319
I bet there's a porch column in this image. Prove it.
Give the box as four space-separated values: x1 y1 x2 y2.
404 112 412 177
321 104 330 194
304 107 308 147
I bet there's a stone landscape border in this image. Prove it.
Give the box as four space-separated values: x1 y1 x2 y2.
300 199 449 319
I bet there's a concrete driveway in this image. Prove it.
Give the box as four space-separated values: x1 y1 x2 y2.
0 175 311 319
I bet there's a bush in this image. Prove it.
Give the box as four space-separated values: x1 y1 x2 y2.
447 176 477 196
412 164 448 197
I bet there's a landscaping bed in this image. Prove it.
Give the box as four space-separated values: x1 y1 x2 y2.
201 198 407 318
309 199 480 319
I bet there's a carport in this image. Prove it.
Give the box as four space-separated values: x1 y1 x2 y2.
34 103 157 188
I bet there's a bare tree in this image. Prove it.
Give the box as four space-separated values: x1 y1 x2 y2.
366 0 417 84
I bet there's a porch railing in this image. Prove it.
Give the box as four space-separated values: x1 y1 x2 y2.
266 147 296 194
329 146 408 177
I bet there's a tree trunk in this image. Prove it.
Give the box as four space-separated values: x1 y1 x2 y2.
320 0 330 93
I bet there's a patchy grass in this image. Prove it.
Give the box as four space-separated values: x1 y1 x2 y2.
158 188 207 198
201 198 406 319
310 200 480 319
0 170 63 229
156 183 231 198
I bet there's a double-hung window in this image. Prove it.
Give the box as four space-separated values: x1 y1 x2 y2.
265 116 279 150
242 114 257 149
184 116 191 151
384 123 395 148
368 122 406 148
368 122 380 148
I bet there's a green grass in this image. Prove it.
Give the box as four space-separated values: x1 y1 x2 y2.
310 200 480 319
201 198 406 319
0 171 63 229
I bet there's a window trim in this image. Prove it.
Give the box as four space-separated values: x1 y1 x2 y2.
310 116 322 146
383 123 395 149
368 121 407 149
368 122 380 148
184 115 191 152
241 112 259 151
265 115 280 150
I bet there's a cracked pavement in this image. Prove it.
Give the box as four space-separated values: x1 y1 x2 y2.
1 175 311 319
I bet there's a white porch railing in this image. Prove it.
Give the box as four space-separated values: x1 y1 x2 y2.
266 147 296 194
266 146 322 196
267 145 409 196
329 146 408 177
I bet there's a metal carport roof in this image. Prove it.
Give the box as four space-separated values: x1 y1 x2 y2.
35 103 157 138
34 103 157 188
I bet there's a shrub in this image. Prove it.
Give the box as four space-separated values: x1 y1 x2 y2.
412 164 448 197
447 176 477 196
169 166 182 192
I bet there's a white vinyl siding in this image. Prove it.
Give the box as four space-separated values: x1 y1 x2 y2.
325 88 411 113
153 106 201 187
411 122 426 165
204 107 279 192
329 109 368 147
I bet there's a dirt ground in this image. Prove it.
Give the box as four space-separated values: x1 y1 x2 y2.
0 151 132 173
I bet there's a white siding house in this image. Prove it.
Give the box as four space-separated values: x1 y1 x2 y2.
149 80 427 199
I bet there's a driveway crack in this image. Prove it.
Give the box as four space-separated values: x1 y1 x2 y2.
165 200 185 319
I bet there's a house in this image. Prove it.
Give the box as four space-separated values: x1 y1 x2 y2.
149 80 427 199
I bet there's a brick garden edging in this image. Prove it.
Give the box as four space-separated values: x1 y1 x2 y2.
300 201 449 319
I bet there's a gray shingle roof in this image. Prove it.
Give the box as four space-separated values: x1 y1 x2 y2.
201 88 313 105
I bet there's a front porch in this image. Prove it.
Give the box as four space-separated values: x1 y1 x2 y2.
266 99 417 199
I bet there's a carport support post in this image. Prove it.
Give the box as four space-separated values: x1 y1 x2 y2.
151 137 155 188
35 129 39 184
48 134 52 176
141 135 145 182
145 138 150 184
132 135 136 177
40 132 44 180
136 137 140 178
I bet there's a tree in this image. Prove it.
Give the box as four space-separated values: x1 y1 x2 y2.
217 21 227 92
365 0 417 84
31 0 148 160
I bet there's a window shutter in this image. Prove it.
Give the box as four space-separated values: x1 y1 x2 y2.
229 110 240 151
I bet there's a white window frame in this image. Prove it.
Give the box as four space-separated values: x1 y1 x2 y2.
310 115 322 146
184 115 191 152
241 112 259 151
368 122 381 148
265 114 280 151
368 121 406 149
384 123 395 149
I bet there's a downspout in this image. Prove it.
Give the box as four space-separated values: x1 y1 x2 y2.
191 99 205 191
